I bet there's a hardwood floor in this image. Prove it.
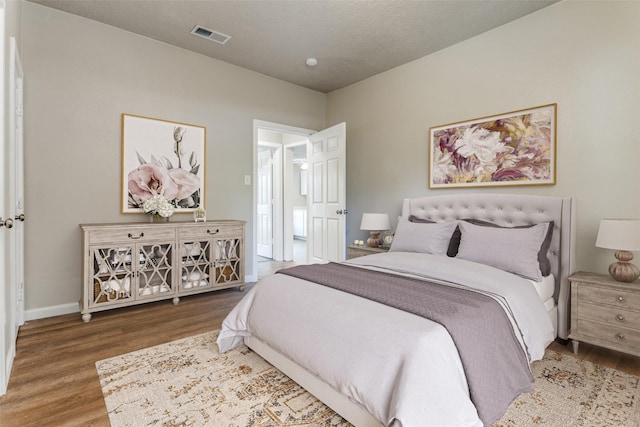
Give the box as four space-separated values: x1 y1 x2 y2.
1 262 639 426
547 339 640 376
0 285 256 427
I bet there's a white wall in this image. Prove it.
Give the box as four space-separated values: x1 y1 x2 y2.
21 2 325 316
327 0 640 274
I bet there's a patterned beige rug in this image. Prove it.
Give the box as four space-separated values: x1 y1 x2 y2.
96 331 640 426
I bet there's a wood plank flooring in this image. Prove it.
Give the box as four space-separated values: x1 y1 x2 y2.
1 260 639 426
0 285 255 427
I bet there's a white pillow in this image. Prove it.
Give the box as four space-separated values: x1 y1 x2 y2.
456 221 551 281
389 218 459 255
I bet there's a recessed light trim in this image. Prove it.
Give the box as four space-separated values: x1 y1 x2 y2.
190 25 231 45
306 58 318 67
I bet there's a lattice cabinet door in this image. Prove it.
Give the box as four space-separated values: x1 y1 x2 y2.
89 245 135 307
89 242 175 307
137 242 175 299
213 237 243 286
179 240 213 291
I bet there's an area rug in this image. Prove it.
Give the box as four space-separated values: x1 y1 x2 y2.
96 331 640 426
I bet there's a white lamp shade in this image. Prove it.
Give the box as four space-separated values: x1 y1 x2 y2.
360 213 390 231
596 219 640 251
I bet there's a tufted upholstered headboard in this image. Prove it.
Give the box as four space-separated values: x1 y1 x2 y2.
401 193 575 340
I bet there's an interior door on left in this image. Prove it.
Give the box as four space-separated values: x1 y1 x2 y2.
0 11 6 396
1 34 23 397
10 37 24 330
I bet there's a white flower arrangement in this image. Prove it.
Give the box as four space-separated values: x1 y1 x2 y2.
142 194 174 218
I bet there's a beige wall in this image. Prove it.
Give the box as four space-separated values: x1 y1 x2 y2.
21 2 326 315
19 0 640 317
327 0 640 274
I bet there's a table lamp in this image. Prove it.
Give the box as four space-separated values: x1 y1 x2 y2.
595 219 640 282
360 213 390 248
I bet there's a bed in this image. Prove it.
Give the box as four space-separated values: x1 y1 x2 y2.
218 193 575 426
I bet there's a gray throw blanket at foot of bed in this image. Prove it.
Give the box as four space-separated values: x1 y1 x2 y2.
278 262 533 426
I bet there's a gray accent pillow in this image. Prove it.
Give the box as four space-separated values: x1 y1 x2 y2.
459 219 554 276
456 221 553 281
390 218 459 255
408 215 460 257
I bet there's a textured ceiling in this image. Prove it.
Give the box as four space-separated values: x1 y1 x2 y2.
27 0 558 93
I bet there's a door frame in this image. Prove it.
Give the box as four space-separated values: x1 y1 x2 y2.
251 120 315 282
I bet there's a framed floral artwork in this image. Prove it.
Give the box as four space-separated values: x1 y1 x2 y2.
122 114 206 214
429 104 556 188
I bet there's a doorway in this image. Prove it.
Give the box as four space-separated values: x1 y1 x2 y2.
252 120 347 282
253 121 313 281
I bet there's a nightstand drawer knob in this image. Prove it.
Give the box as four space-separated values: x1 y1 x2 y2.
615 332 625 341
616 314 626 322
617 296 626 303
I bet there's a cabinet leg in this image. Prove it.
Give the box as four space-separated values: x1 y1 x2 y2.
571 339 579 354
238 284 245 292
172 297 180 305
82 313 92 323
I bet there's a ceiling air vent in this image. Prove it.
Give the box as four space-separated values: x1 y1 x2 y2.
190 25 231 45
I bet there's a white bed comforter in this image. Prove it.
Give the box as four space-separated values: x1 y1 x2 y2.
218 252 554 427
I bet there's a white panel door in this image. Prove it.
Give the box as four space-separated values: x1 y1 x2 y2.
307 123 346 263
256 148 273 259
0 6 6 396
9 38 24 331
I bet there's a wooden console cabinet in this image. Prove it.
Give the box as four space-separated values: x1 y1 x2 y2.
80 220 245 322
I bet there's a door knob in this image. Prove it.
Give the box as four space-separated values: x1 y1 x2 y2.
0 217 14 229
15 213 25 222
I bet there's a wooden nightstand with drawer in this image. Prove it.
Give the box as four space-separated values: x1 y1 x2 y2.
569 271 640 357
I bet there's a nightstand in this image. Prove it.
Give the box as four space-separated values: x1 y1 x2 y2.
347 245 389 259
569 271 640 357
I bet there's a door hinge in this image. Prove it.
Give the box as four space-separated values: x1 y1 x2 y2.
18 282 24 301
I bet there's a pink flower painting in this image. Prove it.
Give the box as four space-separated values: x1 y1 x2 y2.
122 115 205 213
429 104 556 188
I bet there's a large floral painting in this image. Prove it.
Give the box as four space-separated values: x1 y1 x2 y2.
429 104 556 188
122 114 205 213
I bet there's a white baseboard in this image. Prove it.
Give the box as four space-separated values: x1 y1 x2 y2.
25 302 80 321
24 278 259 323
